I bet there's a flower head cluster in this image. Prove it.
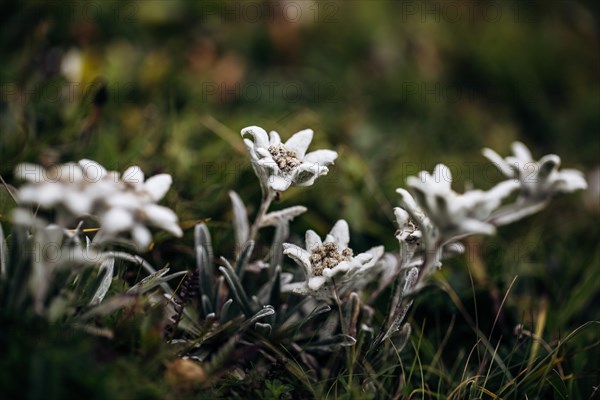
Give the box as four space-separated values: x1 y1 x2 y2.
404 164 519 241
14 160 182 249
482 141 587 199
241 126 338 192
282 220 383 296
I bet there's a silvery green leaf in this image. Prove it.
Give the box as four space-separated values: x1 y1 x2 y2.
255 322 272 336
30 230 54 314
390 323 412 353
235 240 255 280
219 298 233 323
110 251 174 294
280 303 331 334
89 255 115 305
229 191 249 250
241 305 275 330
345 292 360 338
201 294 213 315
269 222 288 275
128 268 187 294
383 267 418 342
219 258 254 317
195 223 214 300
0 223 7 278
214 276 227 316
194 223 213 260
269 266 282 312
304 334 357 351
259 206 307 227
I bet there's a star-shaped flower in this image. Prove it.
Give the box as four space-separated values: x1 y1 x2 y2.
14 160 182 249
482 141 587 199
241 126 338 192
405 164 519 240
282 220 383 297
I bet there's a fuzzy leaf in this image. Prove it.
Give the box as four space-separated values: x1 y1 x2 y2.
259 206 307 227
195 223 214 301
128 268 187 295
229 191 250 250
269 266 282 313
201 294 213 316
345 292 361 339
304 334 357 350
219 258 255 317
219 298 233 323
241 306 275 330
235 240 255 280
255 322 272 336
90 255 115 305
269 222 288 275
390 323 412 353
0 223 7 279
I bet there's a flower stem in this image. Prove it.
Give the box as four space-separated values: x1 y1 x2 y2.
248 190 275 241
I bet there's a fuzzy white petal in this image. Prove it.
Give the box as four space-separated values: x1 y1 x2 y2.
283 243 312 276
328 220 350 249
122 166 145 186
269 131 281 145
284 129 313 159
303 149 338 166
241 126 269 149
144 204 182 236
305 230 322 251
144 174 172 201
132 224 153 249
511 142 533 163
78 159 107 182
268 174 292 192
103 208 134 233
482 148 514 177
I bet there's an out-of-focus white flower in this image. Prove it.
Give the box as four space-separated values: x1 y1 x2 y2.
282 220 383 297
13 160 182 249
404 164 519 240
482 141 587 199
241 125 337 192
61 48 83 82
100 165 182 248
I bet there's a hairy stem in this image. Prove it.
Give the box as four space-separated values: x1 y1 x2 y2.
248 190 275 241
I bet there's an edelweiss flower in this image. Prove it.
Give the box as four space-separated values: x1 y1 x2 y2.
282 220 383 297
405 164 519 240
482 141 587 199
14 160 182 249
100 164 182 248
241 125 338 192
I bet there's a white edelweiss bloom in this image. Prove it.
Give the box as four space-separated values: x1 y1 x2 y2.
13 160 182 250
15 162 95 215
282 219 383 297
482 141 587 199
405 164 519 240
97 166 182 248
241 125 338 192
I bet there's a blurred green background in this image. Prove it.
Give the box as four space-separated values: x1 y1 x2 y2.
1 0 599 397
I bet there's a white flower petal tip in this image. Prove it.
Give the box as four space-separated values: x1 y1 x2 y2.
400 162 519 241
144 174 173 201
241 125 336 193
485 141 587 198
